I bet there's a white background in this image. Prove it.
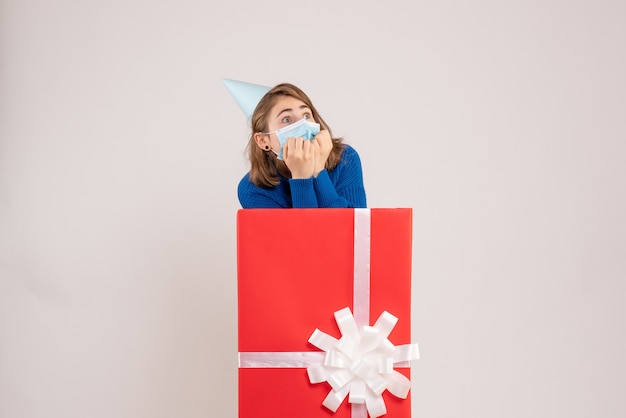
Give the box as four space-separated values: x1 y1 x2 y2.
1 0 625 417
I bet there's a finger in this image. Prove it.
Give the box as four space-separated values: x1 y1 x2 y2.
301 138 309 154
316 129 329 140
305 139 316 157
296 137 306 153
286 137 298 157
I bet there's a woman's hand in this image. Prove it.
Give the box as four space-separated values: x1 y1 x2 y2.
283 136 315 179
312 130 333 177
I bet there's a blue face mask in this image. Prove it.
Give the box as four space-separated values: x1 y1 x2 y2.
268 118 321 160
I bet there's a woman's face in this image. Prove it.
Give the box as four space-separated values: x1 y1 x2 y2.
257 95 316 152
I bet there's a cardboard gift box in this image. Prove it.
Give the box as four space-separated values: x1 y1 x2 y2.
237 208 417 418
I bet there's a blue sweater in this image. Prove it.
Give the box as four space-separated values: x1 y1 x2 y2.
238 144 367 208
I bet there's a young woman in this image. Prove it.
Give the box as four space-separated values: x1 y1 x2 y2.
238 83 367 208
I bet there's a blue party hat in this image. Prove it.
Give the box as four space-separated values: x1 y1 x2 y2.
222 78 271 120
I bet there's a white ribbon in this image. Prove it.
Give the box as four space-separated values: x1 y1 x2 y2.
238 208 420 417
353 208 371 327
307 307 420 418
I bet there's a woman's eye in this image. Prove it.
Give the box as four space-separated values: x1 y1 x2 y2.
303 113 311 120
281 117 291 123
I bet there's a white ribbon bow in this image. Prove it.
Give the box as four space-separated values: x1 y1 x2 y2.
307 307 420 418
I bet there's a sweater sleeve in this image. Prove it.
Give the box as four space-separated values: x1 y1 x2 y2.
288 178 319 208
313 145 367 208
238 174 286 208
238 173 320 208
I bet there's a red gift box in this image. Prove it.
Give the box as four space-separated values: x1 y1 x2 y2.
237 208 417 418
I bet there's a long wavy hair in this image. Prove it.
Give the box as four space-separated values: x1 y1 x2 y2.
247 83 344 187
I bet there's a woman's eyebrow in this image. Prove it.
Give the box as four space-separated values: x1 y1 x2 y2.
275 108 293 119
275 105 311 120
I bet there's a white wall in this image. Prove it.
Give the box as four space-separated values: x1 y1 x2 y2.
1 0 625 417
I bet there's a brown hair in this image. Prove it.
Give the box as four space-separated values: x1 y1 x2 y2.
247 83 344 187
